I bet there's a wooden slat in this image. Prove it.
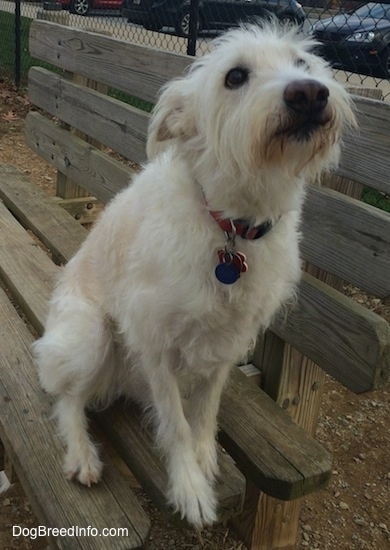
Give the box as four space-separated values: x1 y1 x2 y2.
25 112 132 204
337 96 390 194
218 368 331 500
0 201 58 333
29 20 190 103
28 67 149 166
98 402 246 524
271 272 390 393
0 164 86 264
301 186 390 298
0 287 151 549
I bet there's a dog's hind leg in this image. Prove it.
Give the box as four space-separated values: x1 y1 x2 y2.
141 348 217 528
186 364 231 481
55 393 103 486
34 302 112 486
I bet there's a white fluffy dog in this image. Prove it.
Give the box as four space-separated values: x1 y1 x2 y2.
34 23 355 528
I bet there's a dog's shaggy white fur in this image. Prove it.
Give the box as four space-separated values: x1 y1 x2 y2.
34 23 355 528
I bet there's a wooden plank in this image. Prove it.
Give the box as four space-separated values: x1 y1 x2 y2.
29 20 190 103
97 402 246 525
0 287 151 549
0 164 87 264
337 96 390 194
301 186 390 298
25 112 132 204
28 67 149 166
218 368 332 500
0 201 58 333
271 272 390 393
56 197 102 225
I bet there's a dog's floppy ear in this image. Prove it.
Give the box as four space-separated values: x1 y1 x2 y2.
147 79 196 159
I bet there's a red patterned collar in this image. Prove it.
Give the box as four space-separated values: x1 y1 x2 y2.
209 210 274 240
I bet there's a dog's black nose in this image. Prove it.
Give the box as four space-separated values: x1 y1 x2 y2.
284 79 329 114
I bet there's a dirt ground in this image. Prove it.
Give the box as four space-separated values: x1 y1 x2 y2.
0 80 389 550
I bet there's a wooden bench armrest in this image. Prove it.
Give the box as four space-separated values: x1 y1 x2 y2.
219 368 331 500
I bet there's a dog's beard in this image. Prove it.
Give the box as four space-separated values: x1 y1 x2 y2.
255 106 338 174
274 106 333 142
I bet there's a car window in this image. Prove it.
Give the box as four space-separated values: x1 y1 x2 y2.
353 2 390 19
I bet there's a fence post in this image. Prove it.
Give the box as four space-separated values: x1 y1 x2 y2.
187 0 199 56
14 0 21 88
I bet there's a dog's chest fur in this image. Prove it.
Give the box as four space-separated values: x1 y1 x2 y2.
79 153 302 379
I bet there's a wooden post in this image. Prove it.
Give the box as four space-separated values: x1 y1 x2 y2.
36 11 107 226
232 86 383 550
56 73 108 203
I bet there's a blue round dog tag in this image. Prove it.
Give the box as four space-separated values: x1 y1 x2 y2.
215 262 239 285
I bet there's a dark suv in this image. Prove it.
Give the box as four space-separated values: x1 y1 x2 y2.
121 0 306 38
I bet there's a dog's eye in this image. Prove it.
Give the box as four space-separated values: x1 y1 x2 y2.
225 67 249 89
295 58 309 69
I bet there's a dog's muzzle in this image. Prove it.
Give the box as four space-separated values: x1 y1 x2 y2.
283 79 331 140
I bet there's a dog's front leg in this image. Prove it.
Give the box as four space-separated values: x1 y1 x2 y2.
186 364 231 481
142 349 217 528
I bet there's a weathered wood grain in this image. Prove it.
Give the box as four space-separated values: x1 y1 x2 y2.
219 368 331 500
28 67 149 166
0 164 87 264
29 20 190 103
0 202 58 333
301 186 390 298
272 272 390 392
0 287 151 549
25 112 133 204
29 22 390 198
337 96 390 194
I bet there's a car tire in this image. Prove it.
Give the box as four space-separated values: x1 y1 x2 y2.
279 14 298 27
175 9 200 38
70 0 91 15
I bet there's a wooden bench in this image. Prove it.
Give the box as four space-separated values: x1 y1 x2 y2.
0 19 389 549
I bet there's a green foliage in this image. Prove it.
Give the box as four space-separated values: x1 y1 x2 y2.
362 188 390 213
108 88 154 113
0 12 33 81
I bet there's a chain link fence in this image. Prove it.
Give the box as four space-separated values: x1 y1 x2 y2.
1 0 389 96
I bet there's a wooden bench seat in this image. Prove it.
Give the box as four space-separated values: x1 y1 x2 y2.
0 166 331 514
0 19 389 550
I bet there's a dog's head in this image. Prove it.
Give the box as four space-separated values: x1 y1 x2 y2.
147 22 356 185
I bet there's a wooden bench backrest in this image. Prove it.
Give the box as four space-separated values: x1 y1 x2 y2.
27 20 390 394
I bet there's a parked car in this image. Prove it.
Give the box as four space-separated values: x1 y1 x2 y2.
312 2 390 78
58 0 121 16
121 0 306 38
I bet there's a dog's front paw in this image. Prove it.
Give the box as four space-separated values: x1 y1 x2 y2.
63 445 103 487
168 462 217 528
195 440 219 482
